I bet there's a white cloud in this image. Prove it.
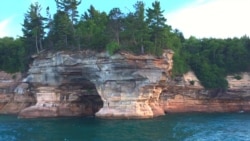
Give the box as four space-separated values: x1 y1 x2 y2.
0 16 23 38
166 0 250 38
0 17 12 38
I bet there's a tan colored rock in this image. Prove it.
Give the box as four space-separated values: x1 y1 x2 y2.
12 50 250 119
19 50 174 119
19 86 102 118
0 71 36 114
160 81 250 113
0 93 35 114
183 71 203 88
227 72 250 89
0 71 21 94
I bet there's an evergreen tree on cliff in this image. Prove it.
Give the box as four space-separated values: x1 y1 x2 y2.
133 1 150 54
121 1 150 54
146 1 167 55
107 8 124 46
50 0 81 49
55 0 81 24
50 11 73 49
22 2 45 54
76 5 108 50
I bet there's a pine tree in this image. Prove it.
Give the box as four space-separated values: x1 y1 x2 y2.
107 8 124 46
55 0 81 24
77 5 108 50
51 11 73 49
146 1 167 54
22 2 45 54
122 1 151 54
133 1 150 54
54 0 81 48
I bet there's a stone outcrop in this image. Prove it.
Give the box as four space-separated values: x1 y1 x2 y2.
0 71 35 114
19 50 173 119
1 50 250 119
19 86 102 118
160 72 250 113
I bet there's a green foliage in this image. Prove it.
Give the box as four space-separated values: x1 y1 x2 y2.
121 3 150 55
55 0 81 24
21 0 173 55
190 60 228 89
146 1 167 53
51 11 73 49
106 41 120 55
76 5 108 50
172 52 189 76
52 0 81 49
2 0 250 90
166 30 189 76
184 36 250 89
22 2 45 54
234 75 242 80
107 8 124 46
0 37 26 73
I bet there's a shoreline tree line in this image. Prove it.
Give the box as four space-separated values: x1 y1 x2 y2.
0 0 250 89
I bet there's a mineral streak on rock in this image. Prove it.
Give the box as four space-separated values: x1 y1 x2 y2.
1 50 250 119
18 50 173 118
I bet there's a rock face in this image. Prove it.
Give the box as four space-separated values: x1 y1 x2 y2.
19 86 102 118
2 50 250 119
19 50 173 118
0 71 35 114
160 72 250 113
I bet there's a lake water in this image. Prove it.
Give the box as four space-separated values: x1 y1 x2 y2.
1 113 250 141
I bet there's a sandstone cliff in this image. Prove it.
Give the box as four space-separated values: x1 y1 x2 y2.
19 50 173 119
160 72 250 113
1 51 250 119
0 71 35 114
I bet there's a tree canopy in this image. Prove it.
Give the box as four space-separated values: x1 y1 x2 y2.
0 1 250 89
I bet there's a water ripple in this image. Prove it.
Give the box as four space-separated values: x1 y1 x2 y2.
0 113 250 141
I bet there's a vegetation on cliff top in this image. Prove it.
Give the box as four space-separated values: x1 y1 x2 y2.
0 0 250 89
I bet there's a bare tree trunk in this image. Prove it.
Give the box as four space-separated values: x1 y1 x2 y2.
141 45 144 54
39 37 43 50
116 32 120 46
141 38 144 54
65 35 68 48
35 33 39 53
78 36 80 51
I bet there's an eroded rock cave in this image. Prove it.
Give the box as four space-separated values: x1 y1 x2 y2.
18 50 174 119
19 74 103 118
1 50 250 119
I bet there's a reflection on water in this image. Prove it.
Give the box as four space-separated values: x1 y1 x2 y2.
0 113 250 141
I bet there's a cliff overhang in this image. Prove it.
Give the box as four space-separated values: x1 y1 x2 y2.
1 50 250 119
18 50 173 119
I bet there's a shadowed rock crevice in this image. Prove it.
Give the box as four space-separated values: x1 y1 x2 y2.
19 77 103 118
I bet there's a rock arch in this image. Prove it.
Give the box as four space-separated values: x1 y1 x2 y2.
19 50 173 119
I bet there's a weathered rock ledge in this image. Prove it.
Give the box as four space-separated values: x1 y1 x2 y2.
19 50 173 118
1 51 250 119
0 71 35 114
160 72 250 113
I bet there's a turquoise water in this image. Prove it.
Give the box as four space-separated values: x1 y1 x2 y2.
1 113 250 141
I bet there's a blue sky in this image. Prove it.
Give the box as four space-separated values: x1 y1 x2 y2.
0 0 250 39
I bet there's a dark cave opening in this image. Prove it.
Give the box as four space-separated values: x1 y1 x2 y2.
59 77 104 116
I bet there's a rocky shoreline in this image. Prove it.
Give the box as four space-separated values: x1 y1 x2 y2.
0 51 250 119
